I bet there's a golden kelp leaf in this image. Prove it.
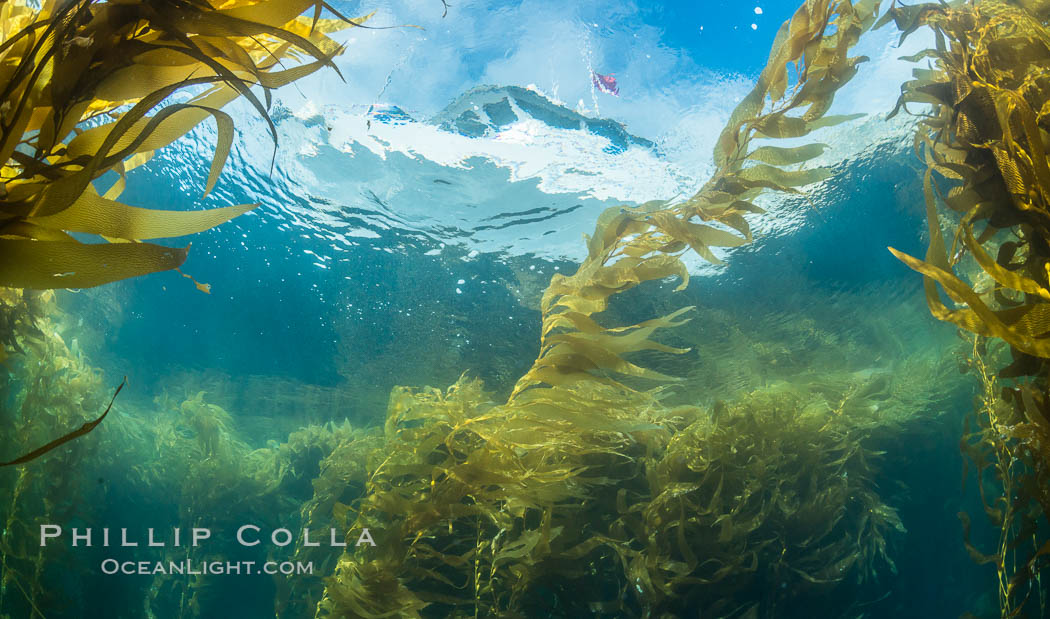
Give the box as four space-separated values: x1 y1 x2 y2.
3 0 362 280
754 113 865 139
737 163 833 188
26 79 226 219
747 143 829 166
991 147 1027 196
715 212 753 241
890 246 1050 357
164 7 342 78
584 206 652 259
94 60 210 103
0 239 189 289
102 152 155 201
960 225 1050 302
253 55 337 89
73 100 235 197
0 220 76 242
1011 94 1050 197
595 253 690 290
28 191 258 241
64 86 239 163
201 106 235 196
546 317 692 360
647 214 746 265
542 311 607 337
219 0 361 31
544 254 688 309
105 162 130 201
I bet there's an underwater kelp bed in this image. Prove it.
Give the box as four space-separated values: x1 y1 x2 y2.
316 365 968 618
0 290 972 618
3 0 1050 618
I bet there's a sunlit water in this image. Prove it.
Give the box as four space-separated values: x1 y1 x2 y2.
72 0 934 400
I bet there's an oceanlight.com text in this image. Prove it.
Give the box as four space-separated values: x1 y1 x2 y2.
100 559 314 576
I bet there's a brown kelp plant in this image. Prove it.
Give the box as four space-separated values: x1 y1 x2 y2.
2 0 1050 618
0 0 362 291
881 0 1050 616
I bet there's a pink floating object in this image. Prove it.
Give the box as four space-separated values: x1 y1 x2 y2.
592 72 619 96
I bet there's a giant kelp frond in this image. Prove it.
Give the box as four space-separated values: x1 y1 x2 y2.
510 0 882 399
316 2 900 618
884 0 1050 358
0 0 366 289
880 0 1050 615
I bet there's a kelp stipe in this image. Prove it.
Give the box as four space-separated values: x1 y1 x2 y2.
0 0 366 291
0 375 124 466
512 0 882 398
881 0 1050 615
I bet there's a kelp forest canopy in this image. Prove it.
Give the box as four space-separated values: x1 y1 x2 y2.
2 0 1050 618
